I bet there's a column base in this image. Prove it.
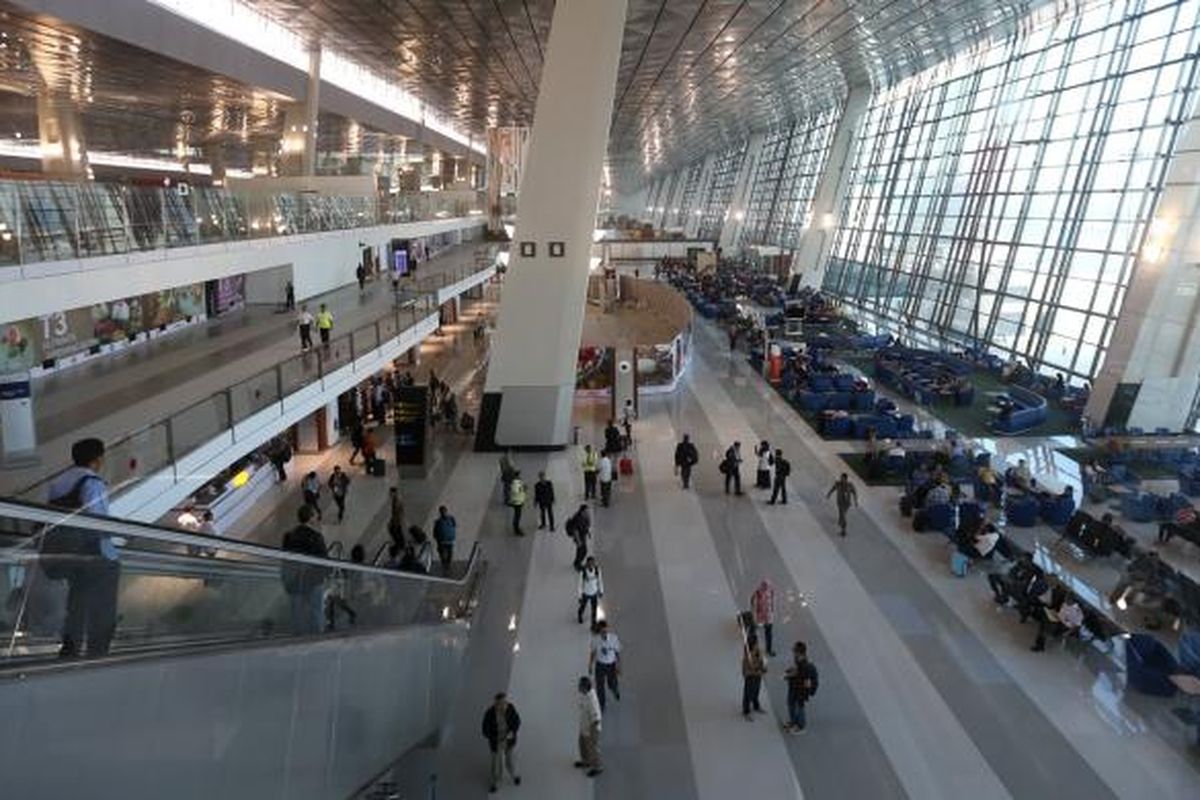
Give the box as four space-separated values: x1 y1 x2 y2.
473 387 573 451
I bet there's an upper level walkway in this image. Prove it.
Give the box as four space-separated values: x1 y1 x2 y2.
0 242 498 501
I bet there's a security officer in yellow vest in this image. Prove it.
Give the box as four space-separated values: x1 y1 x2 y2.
581 445 599 501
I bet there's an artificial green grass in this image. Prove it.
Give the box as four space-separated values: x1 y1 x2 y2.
840 356 1080 438
839 452 910 486
1056 447 1181 480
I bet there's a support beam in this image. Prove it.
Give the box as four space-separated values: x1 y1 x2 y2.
477 0 629 449
1087 105 1200 431
280 44 321 176
793 89 869 287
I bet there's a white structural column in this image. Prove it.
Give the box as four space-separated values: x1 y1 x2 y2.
281 44 321 176
718 133 765 252
480 0 629 448
793 88 869 287
1088 105 1200 431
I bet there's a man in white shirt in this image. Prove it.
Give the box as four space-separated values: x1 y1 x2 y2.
589 621 622 710
598 453 614 507
575 676 603 777
296 304 314 351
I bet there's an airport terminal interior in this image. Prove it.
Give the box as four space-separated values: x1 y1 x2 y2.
3 0 1200 797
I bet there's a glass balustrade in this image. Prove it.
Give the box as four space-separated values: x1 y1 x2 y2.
16 260 491 501
0 180 485 268
0 499 481 664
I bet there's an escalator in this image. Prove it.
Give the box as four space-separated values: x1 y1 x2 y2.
0 497 485 799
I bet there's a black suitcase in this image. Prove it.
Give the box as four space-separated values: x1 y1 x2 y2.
900 495 913 517
368 458 386 477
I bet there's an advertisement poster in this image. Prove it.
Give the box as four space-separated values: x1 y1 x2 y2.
24 283 205 366
393 385 428 466
393 249 409 278
208 275 246 317
0 320 36 373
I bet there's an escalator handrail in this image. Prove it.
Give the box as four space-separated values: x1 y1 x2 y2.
0 497 480 586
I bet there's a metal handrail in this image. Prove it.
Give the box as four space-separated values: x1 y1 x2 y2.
0 497 481 586
17 254 498 500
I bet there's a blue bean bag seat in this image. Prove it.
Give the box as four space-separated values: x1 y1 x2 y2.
1121 492 1159 523
1040 495 1076 526
896 415 915 436
851 392 875 412
1006 495 1039 527
810 374 833 392
1179 631 1200 678
958 501 983 531
798 391 827 412
823 416 853 438
834 374 856 391
1125 634 1179 697
830 392 851 411
885 453 906 474
922 503 955 534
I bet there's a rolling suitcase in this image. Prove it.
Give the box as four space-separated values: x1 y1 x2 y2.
619 457 634 476
950 550 970 578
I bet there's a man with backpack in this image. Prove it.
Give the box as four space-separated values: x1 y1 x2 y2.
566 504 592 571
43 438 119 659
769 449 791 505
722 441 744 495
784 641 819 733
674 434 699 489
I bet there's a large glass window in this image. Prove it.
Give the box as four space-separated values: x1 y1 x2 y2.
672 161 705 229
696 141 748 240
825 0 1200 383
766 107 841 246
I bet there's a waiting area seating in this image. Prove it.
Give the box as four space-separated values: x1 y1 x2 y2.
873 347 975 408
990 385 1048 434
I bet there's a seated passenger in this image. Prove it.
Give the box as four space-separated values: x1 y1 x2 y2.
887 440 907 459
1158 503 1198 544
925 480 951 508
1008 459 1032 490
1031 593 1083 652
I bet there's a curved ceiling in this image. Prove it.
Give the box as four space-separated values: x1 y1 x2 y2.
247 0 1053 186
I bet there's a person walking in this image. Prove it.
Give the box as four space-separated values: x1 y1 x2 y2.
577 556 604 626
674 434 699 489
499 450 516 505
301 471 323 521
281 505 329 635
589 620 622 711
356 263 367 292
581 445 599 501
598 452 614 508
575 676 604 777
509 470 527 536
296 304 314 351
361 428 378 472
388 488 406 550
534 471 556 531
722 441 744 495
784 641 819 733
316 303 334 347
826 473 858 536
751 579 777 657
481 693 522 793
755 441 773 490
432 505 457 574
769 449 791 505
348 420 365 464
268 435 292 482
567 504 592 571
44 437 119 659
328 466 350 523
285 280 295 310
741 634 767 720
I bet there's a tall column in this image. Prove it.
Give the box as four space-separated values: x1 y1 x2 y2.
478 0 629 449
487 127 530 234
1087 104 1200 431
280 44 321 176
36 91 88 177
719 133 765 251
793 88 869 287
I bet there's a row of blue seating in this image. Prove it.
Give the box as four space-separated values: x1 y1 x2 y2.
992 385 1048 434
818 411 917 440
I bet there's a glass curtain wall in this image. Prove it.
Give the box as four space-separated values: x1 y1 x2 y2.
739 126 794 246
672 161 706 229
824 0 1200 384
764 106 841 247
696 141 748 240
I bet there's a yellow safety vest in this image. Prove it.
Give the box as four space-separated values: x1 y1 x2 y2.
510 479 527 507
316 310 334 330
582 451 599 472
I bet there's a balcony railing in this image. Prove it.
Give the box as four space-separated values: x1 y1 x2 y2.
16 258 496 502
0 180 485 268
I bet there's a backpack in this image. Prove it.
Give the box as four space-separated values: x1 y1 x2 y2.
39 475 103 580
